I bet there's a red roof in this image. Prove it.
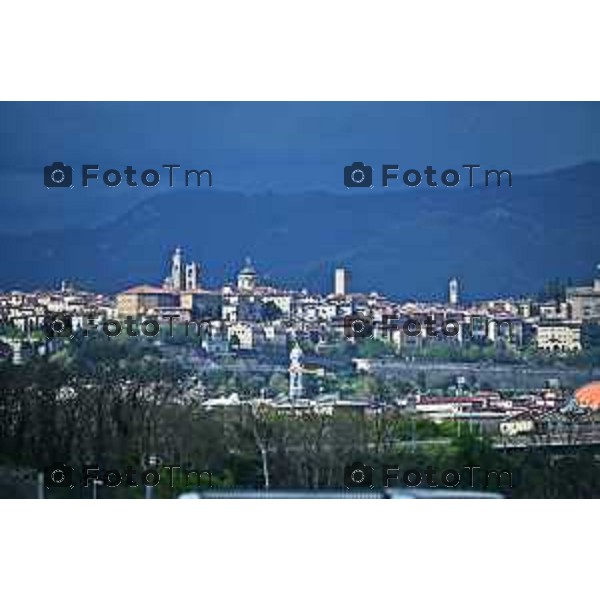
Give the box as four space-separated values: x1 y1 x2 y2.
576 382 600 409
418 396 485 405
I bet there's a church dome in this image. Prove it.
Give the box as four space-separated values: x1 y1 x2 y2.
575 382 600 409
239 257 257 276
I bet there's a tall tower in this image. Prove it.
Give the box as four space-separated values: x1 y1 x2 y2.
335 268 348 296
289 343 304 401
449 277 459 306
171 247 185 291
185 262 200 291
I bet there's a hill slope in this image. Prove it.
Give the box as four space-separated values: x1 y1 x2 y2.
1 163 599 299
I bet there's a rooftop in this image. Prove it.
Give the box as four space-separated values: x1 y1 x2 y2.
119 285 178 295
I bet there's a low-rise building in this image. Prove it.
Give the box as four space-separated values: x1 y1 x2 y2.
116 285 180 317
536 320 582 352
227 322 266 350
567 275 600 322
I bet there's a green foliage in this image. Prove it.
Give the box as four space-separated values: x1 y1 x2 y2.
2 331 600 498
355 338 394 359
262 301 284 322
400 342 520 364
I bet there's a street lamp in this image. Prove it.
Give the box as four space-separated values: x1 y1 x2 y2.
91 478 103 500
37 472 44 499
144 454 161 499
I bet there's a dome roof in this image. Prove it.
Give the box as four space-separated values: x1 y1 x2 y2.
575 382 600 409
240 257 256 275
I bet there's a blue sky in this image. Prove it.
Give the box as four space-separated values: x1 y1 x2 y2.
1 102 599 232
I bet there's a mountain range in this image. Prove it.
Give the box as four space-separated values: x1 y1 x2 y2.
1 162 599 300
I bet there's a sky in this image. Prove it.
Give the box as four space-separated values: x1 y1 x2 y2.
1 102 600 232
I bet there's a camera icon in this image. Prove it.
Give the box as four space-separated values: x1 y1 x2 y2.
44 162 73 188
44 463 74 488
344 462 374 489
42 314 74 339
344 162 373 188
343 314 373 339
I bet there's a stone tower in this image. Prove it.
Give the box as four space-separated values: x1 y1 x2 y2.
171 247 185 291
289 343 304 401
449 277 459 306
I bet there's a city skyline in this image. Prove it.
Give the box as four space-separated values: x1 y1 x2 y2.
2 102 600 501
2 244 600 308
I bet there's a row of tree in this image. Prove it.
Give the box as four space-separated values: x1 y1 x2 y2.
2 353 600 498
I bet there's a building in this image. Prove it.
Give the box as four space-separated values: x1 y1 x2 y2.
180 290 222 319
202 329 230 354
448 277 459 306
226 322 265 350
567 269 600 322
389 320 425 351
486 315 524 347
185 262 200 291
171 246 185 290
117 248 217 318
237 258 257 292
334 268 348 296
263 324 287 347
262 293 294 318
499 415 535 436
116 285 180 317
539 301 570 321
536 321 582 352
222 292 262 323
164 247 201 292
289 343 304 400
575 381 600 410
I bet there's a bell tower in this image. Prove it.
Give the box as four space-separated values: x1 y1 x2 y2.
289 343 304 401
171 247 185 290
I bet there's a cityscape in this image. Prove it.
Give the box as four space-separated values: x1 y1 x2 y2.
3 11 596 600
2 246 600 497
2 101 600 499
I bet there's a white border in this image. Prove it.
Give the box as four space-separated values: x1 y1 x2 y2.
2 500 595 600
1 0 599 100
2 1 599 596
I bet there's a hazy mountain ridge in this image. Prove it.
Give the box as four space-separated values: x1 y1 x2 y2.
1 163 599 299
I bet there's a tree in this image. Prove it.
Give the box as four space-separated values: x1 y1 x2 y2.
267 373 288 397
355 338 393 359
229 333 241 351
416 371 427 392
248 404 272 489
262 301 284 322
